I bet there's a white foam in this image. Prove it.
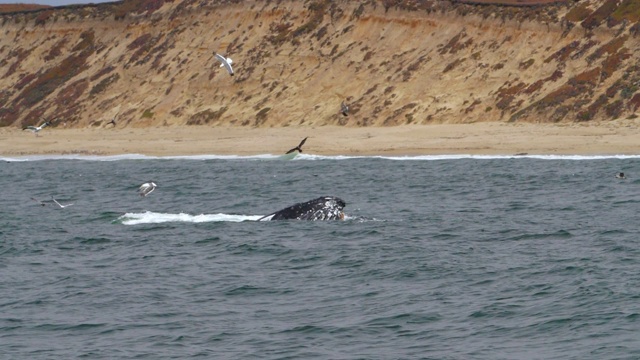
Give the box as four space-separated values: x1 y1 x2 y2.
376 154 640 161
1 154 281 162
119 211 262 225
3 153 640 162
288 153 640 161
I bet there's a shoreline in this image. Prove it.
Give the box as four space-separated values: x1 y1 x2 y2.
2 121 640 157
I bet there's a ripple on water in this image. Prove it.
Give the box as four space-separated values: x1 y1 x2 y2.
3 157 640 359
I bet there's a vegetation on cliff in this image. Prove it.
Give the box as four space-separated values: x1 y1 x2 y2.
0 0 639 128
0 4 50 14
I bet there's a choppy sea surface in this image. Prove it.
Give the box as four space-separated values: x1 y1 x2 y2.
2 153 640 359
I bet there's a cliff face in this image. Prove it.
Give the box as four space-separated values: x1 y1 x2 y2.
1 0 639 129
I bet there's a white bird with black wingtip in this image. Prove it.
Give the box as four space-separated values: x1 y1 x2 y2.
23 120 51 137
138 181 157 197
51 196 74 208
214 53 234 76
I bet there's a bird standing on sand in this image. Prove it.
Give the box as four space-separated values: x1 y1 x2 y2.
138 181 157 197
214 53 234 76
285 137 308 155
23 120 51 137
340 101 349 117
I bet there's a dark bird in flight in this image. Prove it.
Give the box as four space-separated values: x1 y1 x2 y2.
285 137 308 154
31 197 46 206
107 115 117 127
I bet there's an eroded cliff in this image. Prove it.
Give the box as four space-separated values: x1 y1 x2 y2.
1 0 639 128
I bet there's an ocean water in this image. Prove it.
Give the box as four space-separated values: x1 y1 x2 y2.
2 153 640 359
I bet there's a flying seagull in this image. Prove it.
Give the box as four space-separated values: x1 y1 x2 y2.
23 121 51 137
285 137 308 155
214 53 234 76
51 196 74 208
31 197 46 206
340 101 349 117
138 181 157 197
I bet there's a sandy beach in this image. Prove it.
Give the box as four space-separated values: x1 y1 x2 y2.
2 121 640 157
1 1 640 159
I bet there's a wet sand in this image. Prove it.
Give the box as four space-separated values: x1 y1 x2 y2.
2 121 640 157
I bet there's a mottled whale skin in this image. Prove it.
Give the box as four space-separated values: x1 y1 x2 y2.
258 196 346 221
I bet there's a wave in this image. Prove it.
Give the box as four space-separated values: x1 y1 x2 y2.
117 211 373 225
1 153 282 162
118 211 262 225
4 153 640 162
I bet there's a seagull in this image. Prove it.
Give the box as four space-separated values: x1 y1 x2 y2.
214 53 234 76
285 137 308 154
51 196 74 208
23 121 51 137
615 172 627 179
340 101 349 117
30 197 46 206
138 181 157 197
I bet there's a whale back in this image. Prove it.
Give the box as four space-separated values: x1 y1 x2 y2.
259 196 346 221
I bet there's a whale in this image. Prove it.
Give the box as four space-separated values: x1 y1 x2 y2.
258 196 346 221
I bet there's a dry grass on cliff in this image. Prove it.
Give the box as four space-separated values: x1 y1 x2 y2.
0 0 639 130
0 4 50 13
